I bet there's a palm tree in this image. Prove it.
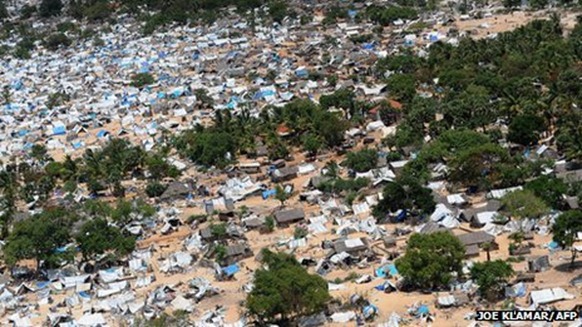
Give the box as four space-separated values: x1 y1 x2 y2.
274 184 289 207
0 170 18 238
323 160 339 179
481 242 493 262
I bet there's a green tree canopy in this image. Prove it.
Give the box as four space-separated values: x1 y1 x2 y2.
75 218 136 261
448 143 509 190
501 189 549 220
524 176 568 210
470 260 514 301
553 210 582 267
246 249 330 323
39 0 63 17
4 208 74 269
507 114 546 146
343 148 378 173
395 232 465 290
373 176 435 220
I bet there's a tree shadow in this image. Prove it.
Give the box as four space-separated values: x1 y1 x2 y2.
554 261 582 273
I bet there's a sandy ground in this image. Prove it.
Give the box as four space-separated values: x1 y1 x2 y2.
15 121 581 327
453 10 580 39
9 9 582 327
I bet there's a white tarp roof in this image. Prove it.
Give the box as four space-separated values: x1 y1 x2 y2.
530 288 574 305
77 313 106 326
487 186 523 199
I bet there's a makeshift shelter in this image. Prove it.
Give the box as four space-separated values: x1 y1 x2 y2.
530 288 574 306
274 208 305 226
457 231 497 257
160 181 192 201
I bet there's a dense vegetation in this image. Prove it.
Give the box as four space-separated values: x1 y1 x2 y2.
395 232 465 290
246 249 330 324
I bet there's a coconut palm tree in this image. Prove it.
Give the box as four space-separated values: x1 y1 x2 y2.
481 242 493 262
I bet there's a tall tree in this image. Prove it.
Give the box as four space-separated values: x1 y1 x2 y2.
3 208 73 270
470 260 514 301
39 0 63 17
75 218 136 261
246 250 330 323
395 232 465 290
553 210 582 267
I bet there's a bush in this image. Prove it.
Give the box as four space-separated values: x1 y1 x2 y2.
39 0 63 17
83 0 112 21
343 149 378 172
20 4 37 19
131 72 155 88
44 33 71 51
265 216 275 232
396 232 465 290
316 177 370 194
145 181 167 198
142 13 168 34
294 226 308 239
13 46 31 59
186 214 207 224
57 22 77 33
246 250 330 322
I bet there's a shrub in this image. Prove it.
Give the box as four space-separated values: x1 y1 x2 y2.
39 0 63 17
44 33 71 51
145 181 167 198
131 73 155 88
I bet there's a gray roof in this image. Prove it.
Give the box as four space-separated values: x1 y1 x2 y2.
565 196 579 209
160 181 192 200
226 243 252 257
333 237 369 254
461 200 502 220
419 221 448 235
457 231 495 246
556 169 582 183
274 208 305 223
465 244 480 256
243 217 265 228
273 166 299 179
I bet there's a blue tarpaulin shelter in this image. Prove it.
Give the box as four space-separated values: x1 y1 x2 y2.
97 130 109 138
375 264 399 278
72 142 84 149
36 281 50 289
222 264 240 277
363 304 378 319
505 282 527 298
52 126 66 136
548 241 560 250
295 68 308 78
362 43 375 50
262 189 276 200
78 291 91 299
416 305 429 317
394 210 407 222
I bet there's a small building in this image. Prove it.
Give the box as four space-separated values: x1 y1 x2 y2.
382 236 397 248
224 243 253 265
528 255 550 273
271 166 299 182
419 221 448 235
460 200 502 225
557 169 582 183
457 231 497 257
238 162 261 174
332 237 370 256
274 208 305 226
242 216 266 230
160 181 192 201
